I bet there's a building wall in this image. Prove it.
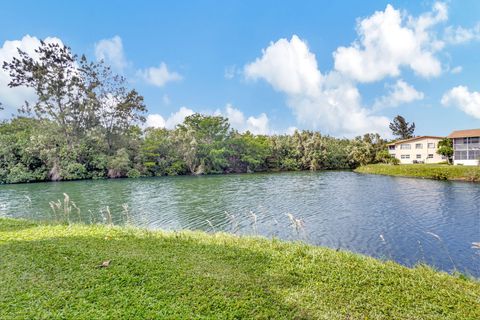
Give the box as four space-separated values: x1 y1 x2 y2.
454 159 479 166
388 138 444 164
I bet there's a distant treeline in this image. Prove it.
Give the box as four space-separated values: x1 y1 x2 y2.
0 41 389 184
0 116 389 183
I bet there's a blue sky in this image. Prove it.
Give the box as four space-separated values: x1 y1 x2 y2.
1 1 480 137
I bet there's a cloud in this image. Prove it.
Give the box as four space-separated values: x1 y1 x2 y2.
450 66 462 74
441 86 480 119
94 36 128 71
286 126 298 135
145 114 166 128
146 104 271 135
244 35 389 137
164 106 194 128
245 35 321 96
224 65 237 79
145 107 195 130
137 63 182 87
373 79 424 110
0 35 63 119
219 104 270 134
444 23 480 44
333 2 447 82
162 94 171 105
145 107 194 129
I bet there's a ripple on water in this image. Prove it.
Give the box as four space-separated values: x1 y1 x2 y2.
1 171 480 276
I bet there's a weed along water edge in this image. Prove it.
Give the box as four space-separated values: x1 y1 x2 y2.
1 170 480 277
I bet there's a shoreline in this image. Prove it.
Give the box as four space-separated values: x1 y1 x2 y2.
355 164 480 182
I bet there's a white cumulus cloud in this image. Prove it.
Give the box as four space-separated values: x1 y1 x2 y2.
333 2 447 82
244 35 389 137
217 104 270 134
138 63 182 87
444 23 480 44
145 114 166 129
245 35 321 96
441 86 480 119
145 107 194 129
373 79 424 110
94 36 128 71
0 35 63 119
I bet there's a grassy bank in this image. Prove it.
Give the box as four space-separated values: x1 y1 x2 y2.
1 219 479 319
355 163 480 181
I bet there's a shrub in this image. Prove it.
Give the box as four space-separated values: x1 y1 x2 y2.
127 168 141 178
6 164 36 183
388 157 400 165
431 171 449 180
60 162 88 180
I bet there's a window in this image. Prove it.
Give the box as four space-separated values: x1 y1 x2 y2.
468 150 480 160
469 137 479 144
401 155 410 159
455 151 467 160
388 145 395 150
391 154 395 157
400 144 411 150
427 143 435 149
415 143 423 149
428 154 434 159
416 154 421 159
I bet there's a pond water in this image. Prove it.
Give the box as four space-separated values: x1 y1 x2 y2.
1 171 479 276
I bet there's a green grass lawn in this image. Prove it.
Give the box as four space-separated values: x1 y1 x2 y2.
355 163 480 181
1 218 480 319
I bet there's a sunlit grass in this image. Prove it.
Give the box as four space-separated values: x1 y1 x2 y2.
1 218 479 319
355 163 480 181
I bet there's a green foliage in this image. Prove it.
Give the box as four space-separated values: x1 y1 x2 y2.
4 163 37 183
0 113 391 183
375 150 392 163
389 115 415 139
108 148 132 178
389 157 401 165
437 138 454 164
127 168 141 178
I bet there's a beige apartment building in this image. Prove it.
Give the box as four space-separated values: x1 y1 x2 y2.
387 136 445 164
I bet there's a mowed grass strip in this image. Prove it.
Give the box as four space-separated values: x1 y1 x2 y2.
1 218 479 319
355 163 480 181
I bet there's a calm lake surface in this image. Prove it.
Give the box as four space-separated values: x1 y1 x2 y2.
1 171 479 276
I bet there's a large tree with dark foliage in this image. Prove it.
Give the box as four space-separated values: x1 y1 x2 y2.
389 115 415 140
2 41 146 148
1 40 146 182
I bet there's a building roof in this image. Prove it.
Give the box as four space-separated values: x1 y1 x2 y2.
448 129 480 139
387 136 444 146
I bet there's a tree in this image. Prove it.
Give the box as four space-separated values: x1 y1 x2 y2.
177 114 230 174
3 41 146 151
437 138 454 164
389 115 415 139
3 41 84 145
375 150 393 164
